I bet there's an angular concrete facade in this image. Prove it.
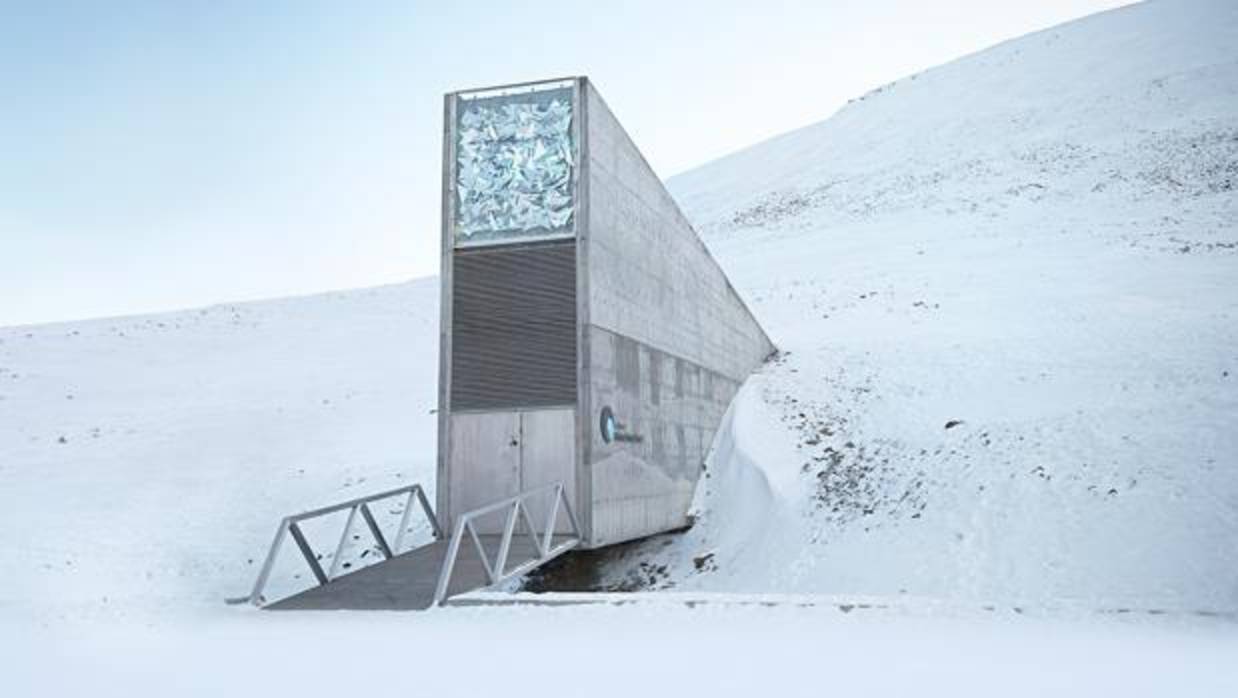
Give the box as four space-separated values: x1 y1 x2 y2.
438 77 773 549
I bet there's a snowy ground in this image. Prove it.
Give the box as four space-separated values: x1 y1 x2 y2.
10 601 1238 697
0 281 442 619
597 0 1238 615
2 0 1237 694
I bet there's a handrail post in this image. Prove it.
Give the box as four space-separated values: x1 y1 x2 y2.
328 505 359 580
289 521 329 586
559 484 582 536
248 518 291 605
493 501 519 578
466 520 496 582
540 485 562 555
392 491 416 554
360 502 394 559
433 518 467 605
414 485 443 539
517 503 542 557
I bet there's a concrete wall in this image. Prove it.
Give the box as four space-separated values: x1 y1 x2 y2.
580 80 774 546
436 77 772 548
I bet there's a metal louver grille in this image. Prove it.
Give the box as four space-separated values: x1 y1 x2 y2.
450 240 577 409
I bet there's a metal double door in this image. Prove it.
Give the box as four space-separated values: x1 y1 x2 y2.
448 407 575 534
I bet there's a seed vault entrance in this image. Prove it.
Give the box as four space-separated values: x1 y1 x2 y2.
437 76 774 550
241 75 773 610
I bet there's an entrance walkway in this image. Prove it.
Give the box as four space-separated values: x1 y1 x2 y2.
268 534 575 610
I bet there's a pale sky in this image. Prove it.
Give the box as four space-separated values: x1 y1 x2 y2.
1 0 1133 326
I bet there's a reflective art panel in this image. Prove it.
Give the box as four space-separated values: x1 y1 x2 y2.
454 87 575 246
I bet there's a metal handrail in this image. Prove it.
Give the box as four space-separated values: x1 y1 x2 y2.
432 482 580 606
238 483 441 606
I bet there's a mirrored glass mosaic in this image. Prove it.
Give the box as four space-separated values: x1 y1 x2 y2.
454 88 575 245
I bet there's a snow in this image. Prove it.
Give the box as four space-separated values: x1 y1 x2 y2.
0 281 441 619
598 0 1238 614
10 603 1238 697
2 0 1237 693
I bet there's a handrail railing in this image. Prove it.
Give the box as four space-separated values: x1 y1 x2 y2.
432 482 580 606
237 483 441 606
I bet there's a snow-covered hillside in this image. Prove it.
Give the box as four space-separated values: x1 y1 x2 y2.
594 0 1238 613
0 282 441 617
1 1 1237 692
674 0 1238 247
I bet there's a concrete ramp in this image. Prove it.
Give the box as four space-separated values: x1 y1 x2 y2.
268 535 573 611
241 482 581 611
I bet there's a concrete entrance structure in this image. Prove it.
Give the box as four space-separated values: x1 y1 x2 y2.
244 76 772 610
438 77 774 548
